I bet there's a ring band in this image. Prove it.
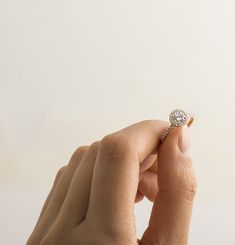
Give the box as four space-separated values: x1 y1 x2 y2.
161 109 194 142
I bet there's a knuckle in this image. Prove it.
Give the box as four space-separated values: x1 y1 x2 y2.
88 140 100 154
57 166 66 176
69 145 89 164
100 132 135 158
180 177 197 201
141 119 169 128
178 158 197 201
73 145 89 158
142 119 167 125
54 166 66 183
80 141 100 161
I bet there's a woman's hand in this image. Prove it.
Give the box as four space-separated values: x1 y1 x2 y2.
27 120 197 245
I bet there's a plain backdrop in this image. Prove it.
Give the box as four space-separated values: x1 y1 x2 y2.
1 0 235 244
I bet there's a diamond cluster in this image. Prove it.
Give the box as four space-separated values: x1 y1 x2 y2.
169 109 188 127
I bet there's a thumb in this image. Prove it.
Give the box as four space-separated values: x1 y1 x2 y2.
140 125 197 245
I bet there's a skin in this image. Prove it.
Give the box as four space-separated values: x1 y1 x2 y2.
27 120 197 245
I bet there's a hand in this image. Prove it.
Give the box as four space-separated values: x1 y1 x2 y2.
27 120 197 245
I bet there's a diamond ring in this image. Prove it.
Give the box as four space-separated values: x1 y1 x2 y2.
161 109 194 142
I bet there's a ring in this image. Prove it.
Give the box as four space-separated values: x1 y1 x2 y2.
161 109 194 142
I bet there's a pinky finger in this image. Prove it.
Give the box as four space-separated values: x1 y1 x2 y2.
35 166 66 225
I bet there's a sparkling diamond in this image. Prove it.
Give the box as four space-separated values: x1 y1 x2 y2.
169 109 188 127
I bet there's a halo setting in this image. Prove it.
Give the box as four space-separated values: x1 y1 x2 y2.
161 109 194 142
169 109 189 127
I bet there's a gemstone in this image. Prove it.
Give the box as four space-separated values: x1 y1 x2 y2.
169 109 188 127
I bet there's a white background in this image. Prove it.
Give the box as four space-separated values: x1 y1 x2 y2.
1 0 235 244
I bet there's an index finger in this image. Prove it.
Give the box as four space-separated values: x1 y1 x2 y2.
118 120 169 162
86 120 168 229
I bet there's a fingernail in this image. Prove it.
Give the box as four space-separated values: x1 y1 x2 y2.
178 125 191 154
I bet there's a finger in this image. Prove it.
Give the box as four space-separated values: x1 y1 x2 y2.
137 154 158 203
140 154 158 173
27 166 66 245
135 191 144 203
138 170 158 202
141 125 197 245
37 166 66 223
56 141 99 227
86 120 168 229
33 146 88 241
148 155 158 173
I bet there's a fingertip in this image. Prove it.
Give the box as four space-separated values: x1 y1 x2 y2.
178 125 191 155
